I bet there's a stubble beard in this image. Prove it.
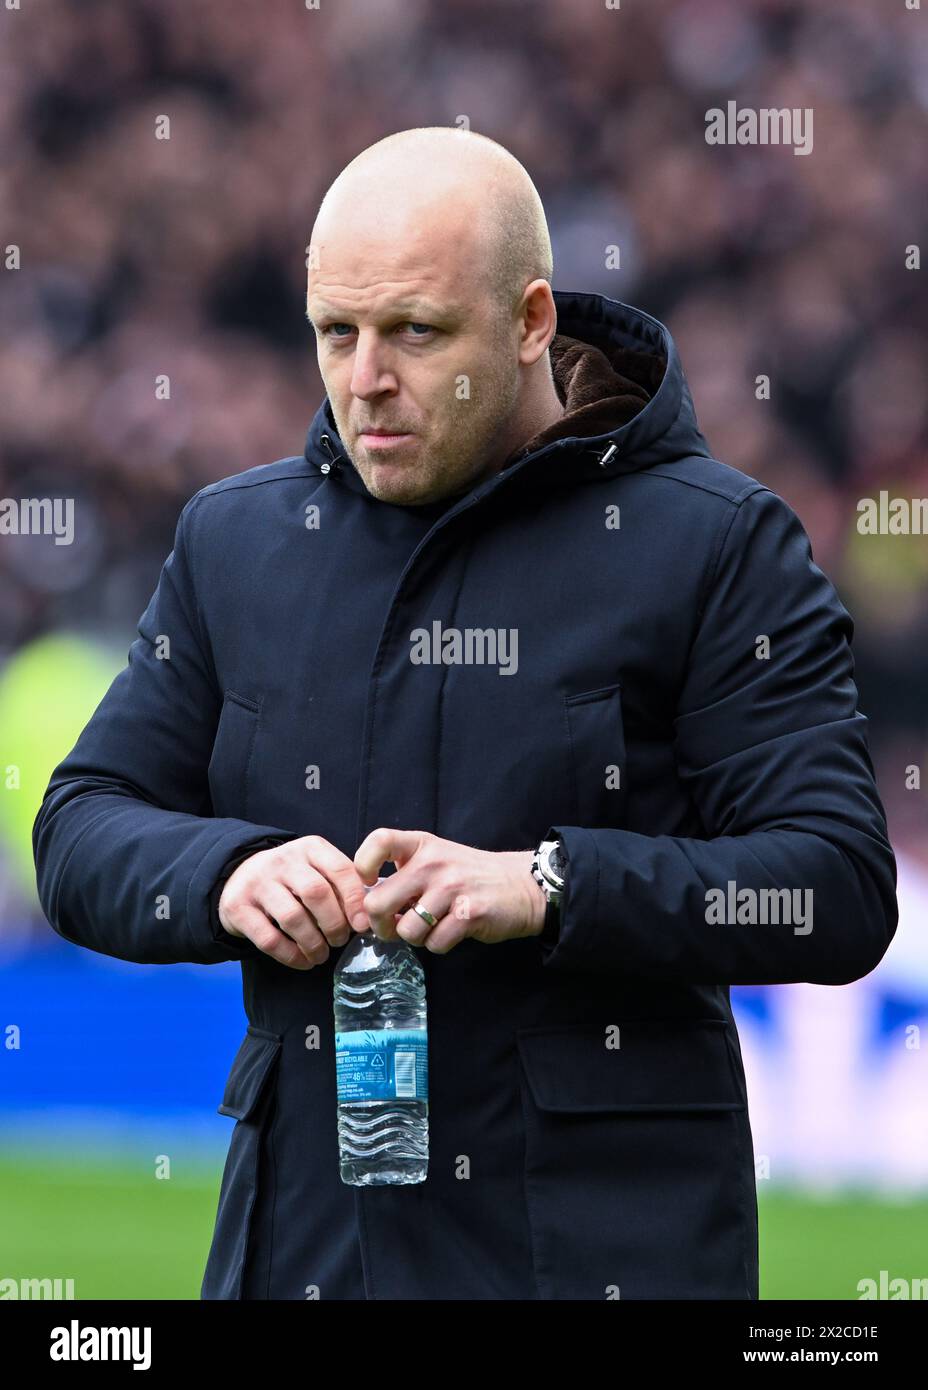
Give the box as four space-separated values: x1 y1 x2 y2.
343 365 520 507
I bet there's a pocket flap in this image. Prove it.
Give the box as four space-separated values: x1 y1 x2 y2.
217 1025 282 1120
517 1018 743 1113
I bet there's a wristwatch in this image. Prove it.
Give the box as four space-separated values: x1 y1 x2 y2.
531 835 567 944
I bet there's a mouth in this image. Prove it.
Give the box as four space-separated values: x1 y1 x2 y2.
359 430 415 449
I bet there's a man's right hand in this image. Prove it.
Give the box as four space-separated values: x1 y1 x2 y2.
218 835 373 970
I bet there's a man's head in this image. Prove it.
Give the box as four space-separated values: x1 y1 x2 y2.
306 127 562 506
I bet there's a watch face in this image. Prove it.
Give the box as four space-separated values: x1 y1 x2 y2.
547 841 566 882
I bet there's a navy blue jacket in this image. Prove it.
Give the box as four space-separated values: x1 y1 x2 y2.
32 290 898 1300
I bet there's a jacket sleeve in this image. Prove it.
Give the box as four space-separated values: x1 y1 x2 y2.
541 485 898 986
32 496 299 966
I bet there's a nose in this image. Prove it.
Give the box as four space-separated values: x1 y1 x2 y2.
349 328 398 402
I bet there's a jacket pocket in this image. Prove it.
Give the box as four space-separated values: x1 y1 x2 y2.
201 1026 283 1300
207 690 261 820
563 681 627 828
516 1018 757 1300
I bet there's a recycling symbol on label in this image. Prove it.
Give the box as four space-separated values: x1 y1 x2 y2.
371 1054 385 1068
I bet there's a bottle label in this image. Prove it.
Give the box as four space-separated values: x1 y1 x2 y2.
335 1029 428 1102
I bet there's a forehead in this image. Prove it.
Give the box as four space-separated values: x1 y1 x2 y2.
307 199 488 316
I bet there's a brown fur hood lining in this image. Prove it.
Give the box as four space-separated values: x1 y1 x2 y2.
507 331 666 465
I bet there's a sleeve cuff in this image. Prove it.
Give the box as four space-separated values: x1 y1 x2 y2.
538 824 599 968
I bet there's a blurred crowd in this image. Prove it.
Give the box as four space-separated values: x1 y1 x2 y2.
1 0 926 847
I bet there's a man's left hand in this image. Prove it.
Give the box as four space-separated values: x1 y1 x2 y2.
353 829 546 952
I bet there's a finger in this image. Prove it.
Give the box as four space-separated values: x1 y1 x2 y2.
353 827 422 883
393 895 447 947
364 872 429 938
413 914 469 955
224 902 315 971
284 869 352 947
257 880 329 964
301 837 374 934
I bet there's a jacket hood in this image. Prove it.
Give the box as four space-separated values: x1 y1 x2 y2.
303 289 712 501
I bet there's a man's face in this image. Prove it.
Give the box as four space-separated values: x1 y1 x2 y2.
307 217 521 507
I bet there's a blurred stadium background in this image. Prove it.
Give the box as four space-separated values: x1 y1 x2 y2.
1 0 926 1299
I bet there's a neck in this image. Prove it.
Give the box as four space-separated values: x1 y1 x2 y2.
492 365 565 472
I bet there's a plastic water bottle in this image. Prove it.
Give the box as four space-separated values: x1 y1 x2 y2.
333 879 428 1185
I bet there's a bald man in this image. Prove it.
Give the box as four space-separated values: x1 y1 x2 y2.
34 127 897 1302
